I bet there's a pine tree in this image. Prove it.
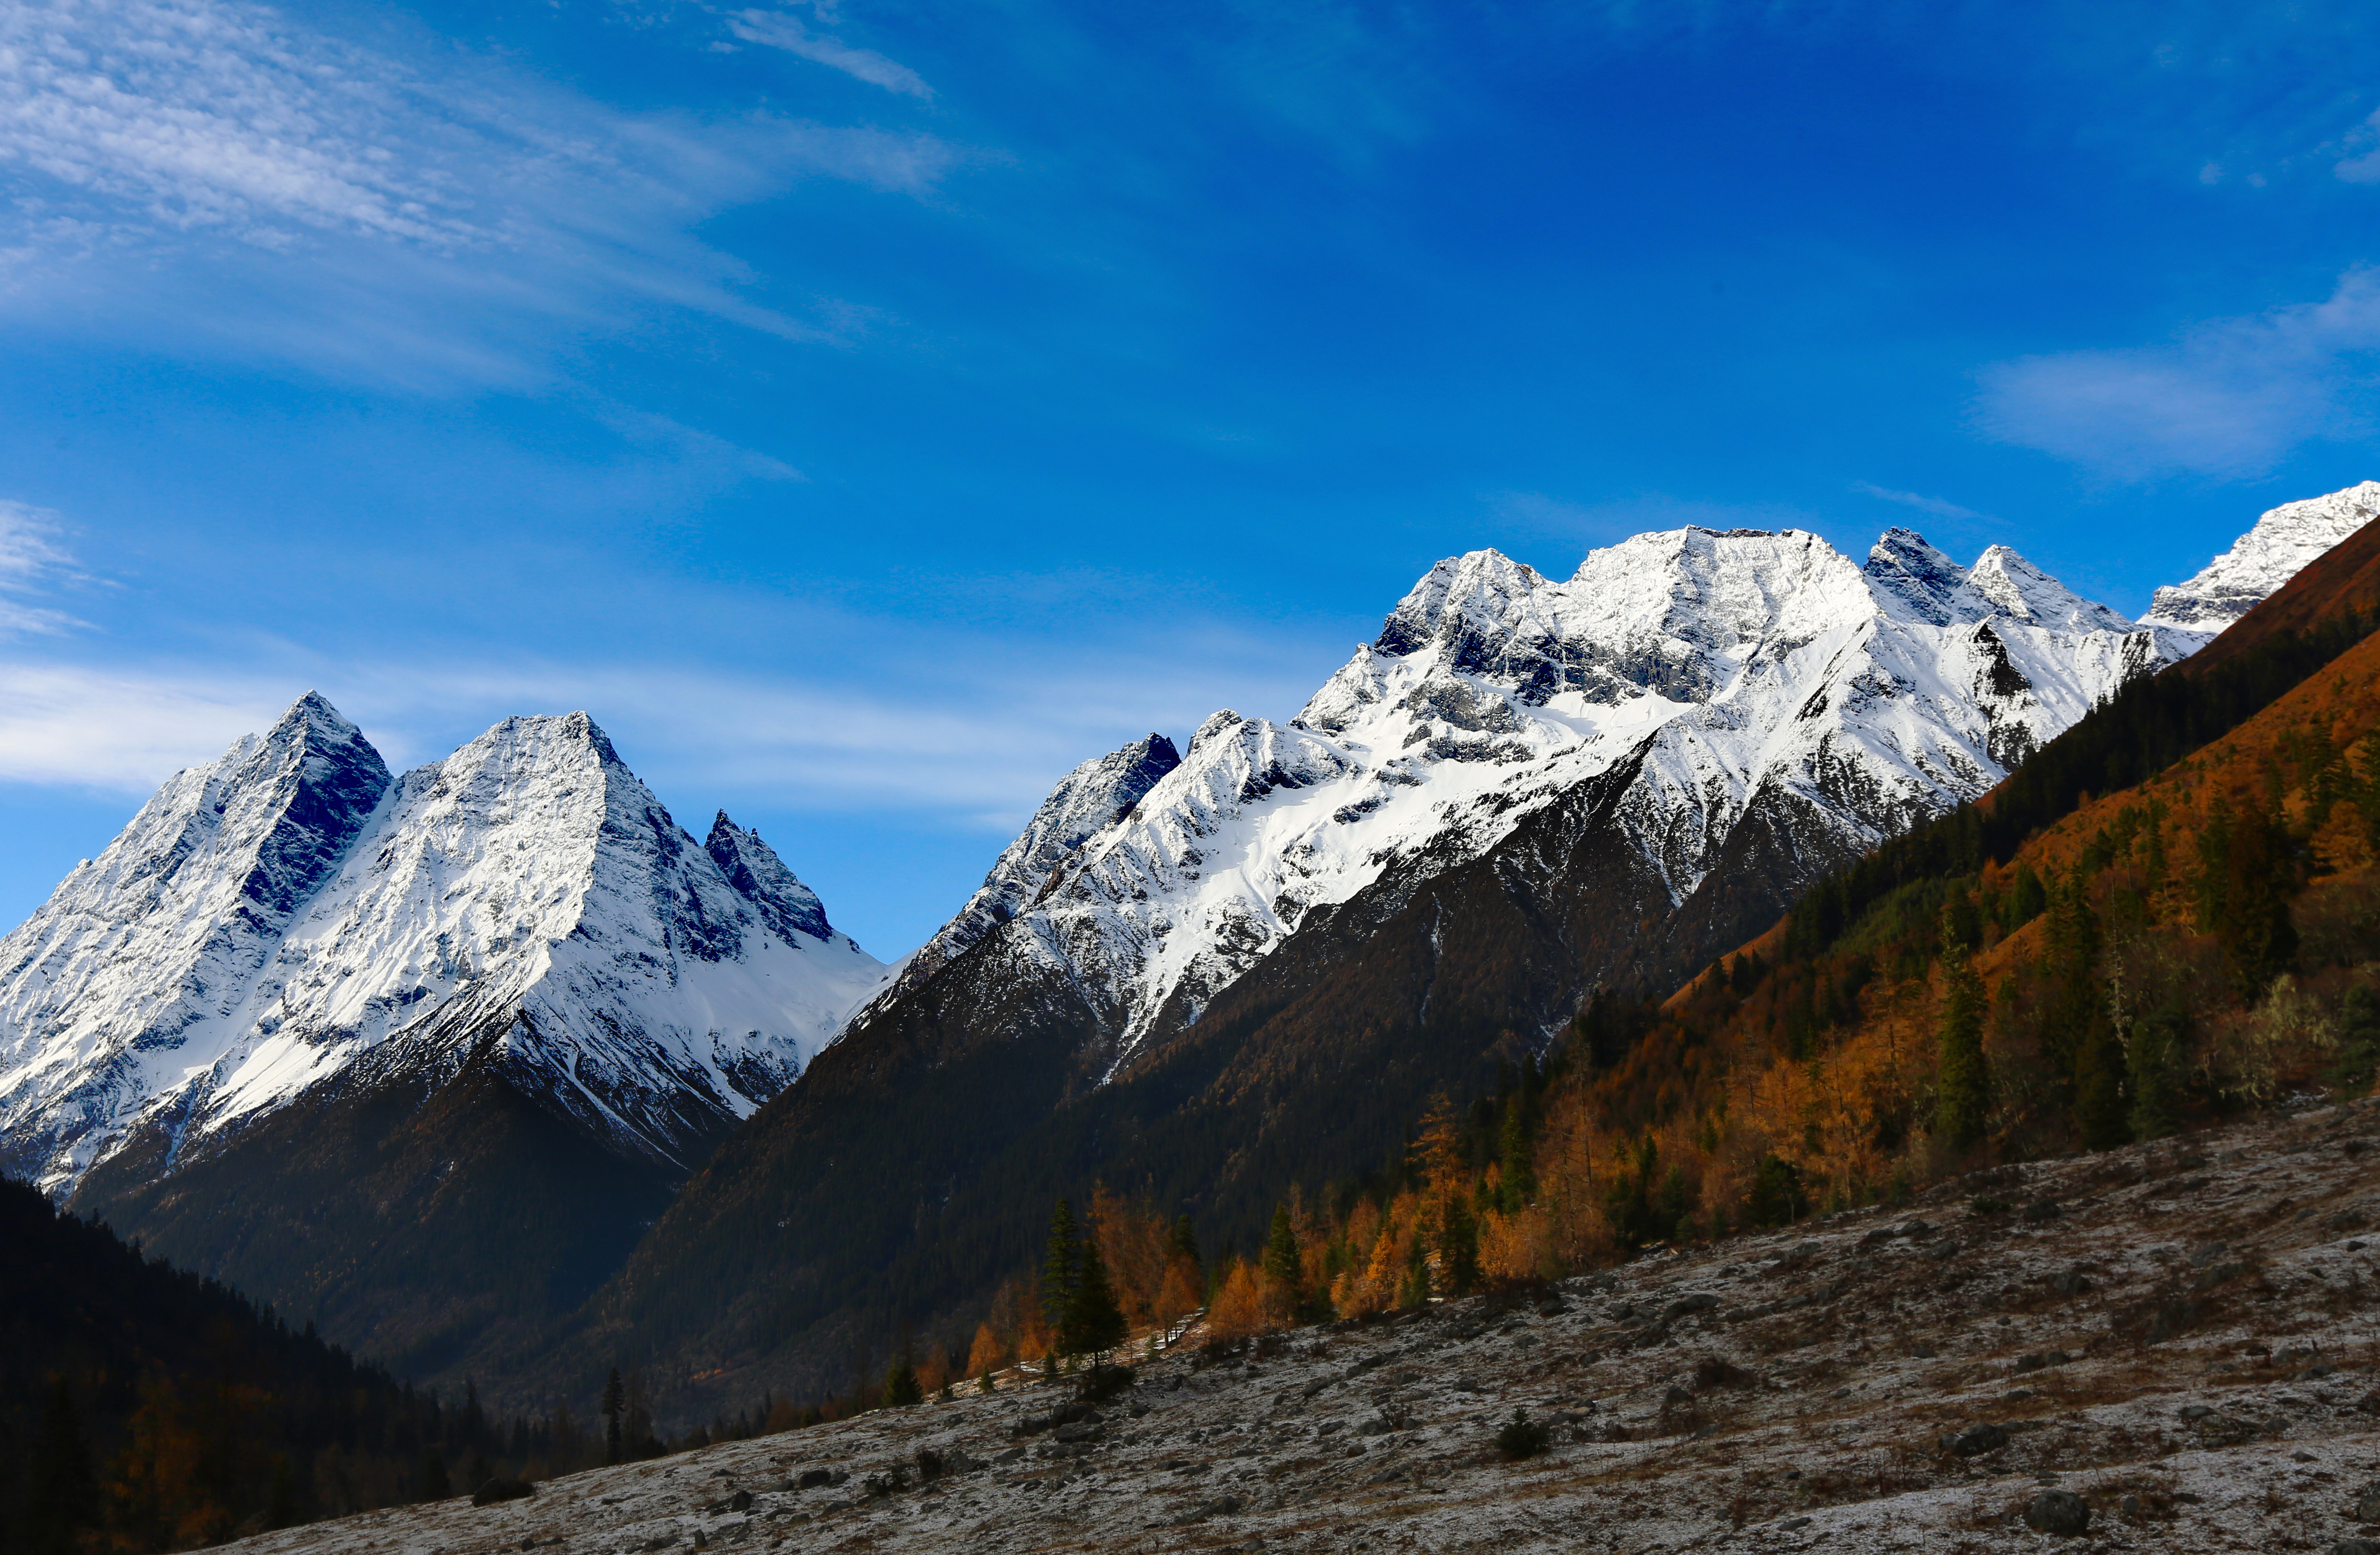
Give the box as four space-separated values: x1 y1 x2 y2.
1260 1204 1303 1319
1060 1237 1128 1361
2007 862 2048 927
1040 1200 1080 1339
882 1358 922 1407
1935 907 1990 1151
601 1369 625 1464
2073 1010 2131 1151
2127 1008 2188 1141
420 1449 452 1503
2222 811 2299 1002
1498 1103 1536 1212
1170 1213 1201 1271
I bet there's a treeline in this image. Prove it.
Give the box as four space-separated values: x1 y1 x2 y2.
1782 607 2375 965
0 1176 683 1553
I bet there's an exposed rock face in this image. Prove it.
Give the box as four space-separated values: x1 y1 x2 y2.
2143 481 2380 642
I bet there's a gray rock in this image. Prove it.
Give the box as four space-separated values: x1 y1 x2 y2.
2013 1350 2071 1375
2332 1541 2380 1555
1941 1423 2009 1456
2354 1480 2380 1521
2025 1490 2089 1535
1663 1293 1722 1319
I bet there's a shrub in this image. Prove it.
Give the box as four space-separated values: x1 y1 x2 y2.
1494 1408 1551 1461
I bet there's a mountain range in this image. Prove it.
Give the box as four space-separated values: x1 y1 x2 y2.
0 480 2372 1403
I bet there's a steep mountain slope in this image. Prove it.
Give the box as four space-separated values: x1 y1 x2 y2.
216 1101 2380 1555
577 496 2366 1413
0 697 884 1375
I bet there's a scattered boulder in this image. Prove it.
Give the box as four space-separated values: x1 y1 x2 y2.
2013 1350 2071 1375
2021 1200 2063 1223
472 1478 537 1507
2046 1267 2091 1297
2354 1481 2380 1521
725 1488 753 1512
2025 1489 2089 1535
1941 1423 2010 1457
1663 1293 1721 1320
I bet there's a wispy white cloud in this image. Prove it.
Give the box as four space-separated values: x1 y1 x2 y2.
1974 268 2380 479
1850 482 1982 520
0 0 958 386
0 500 84 636
727 8 934 99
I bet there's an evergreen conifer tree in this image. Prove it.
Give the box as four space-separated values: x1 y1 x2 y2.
1260 1204 1304 1319
601 1369 625 1464
1170 1213 1201 1270
2222 811 2299 1002
1040 1200 1080 1338
1498 1105 1536 1212
882 1358 922 1407
420 1449 452 1503
1061 1237 1128 1361
1935 906 1990 1151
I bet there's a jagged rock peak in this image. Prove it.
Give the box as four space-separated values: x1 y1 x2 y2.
1864 528 1990 627
706 812 833 943
1966 547 2135 634
2143 480 2380 632
1373 549 1548 657
850 731 1182 1014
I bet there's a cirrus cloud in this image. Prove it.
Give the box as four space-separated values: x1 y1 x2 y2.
1974 268 2380 480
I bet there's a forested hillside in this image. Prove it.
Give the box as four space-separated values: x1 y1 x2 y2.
0 1179 638 1554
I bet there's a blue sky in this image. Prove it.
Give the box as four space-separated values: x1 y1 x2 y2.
2 0 2379 956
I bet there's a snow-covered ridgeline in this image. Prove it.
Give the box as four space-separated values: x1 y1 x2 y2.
2142 481 2380 637
869 494 2369 1065
0 701 886 1193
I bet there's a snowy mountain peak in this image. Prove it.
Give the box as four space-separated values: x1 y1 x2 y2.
1374 548 1549 659
1864 527 1990 626
1967 546 2135 634
0 703 886 1192
869 494 2359 1075
2142 480 2380 633
705 812 833 945
850 730 1183 1018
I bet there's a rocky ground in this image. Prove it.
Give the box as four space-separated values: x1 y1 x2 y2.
237 1100 2380 1553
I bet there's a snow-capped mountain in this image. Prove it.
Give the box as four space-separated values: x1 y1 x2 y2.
0 698 885 1197
861 734 1180 1014
2143 481 2380 642
857 520 2200 1066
